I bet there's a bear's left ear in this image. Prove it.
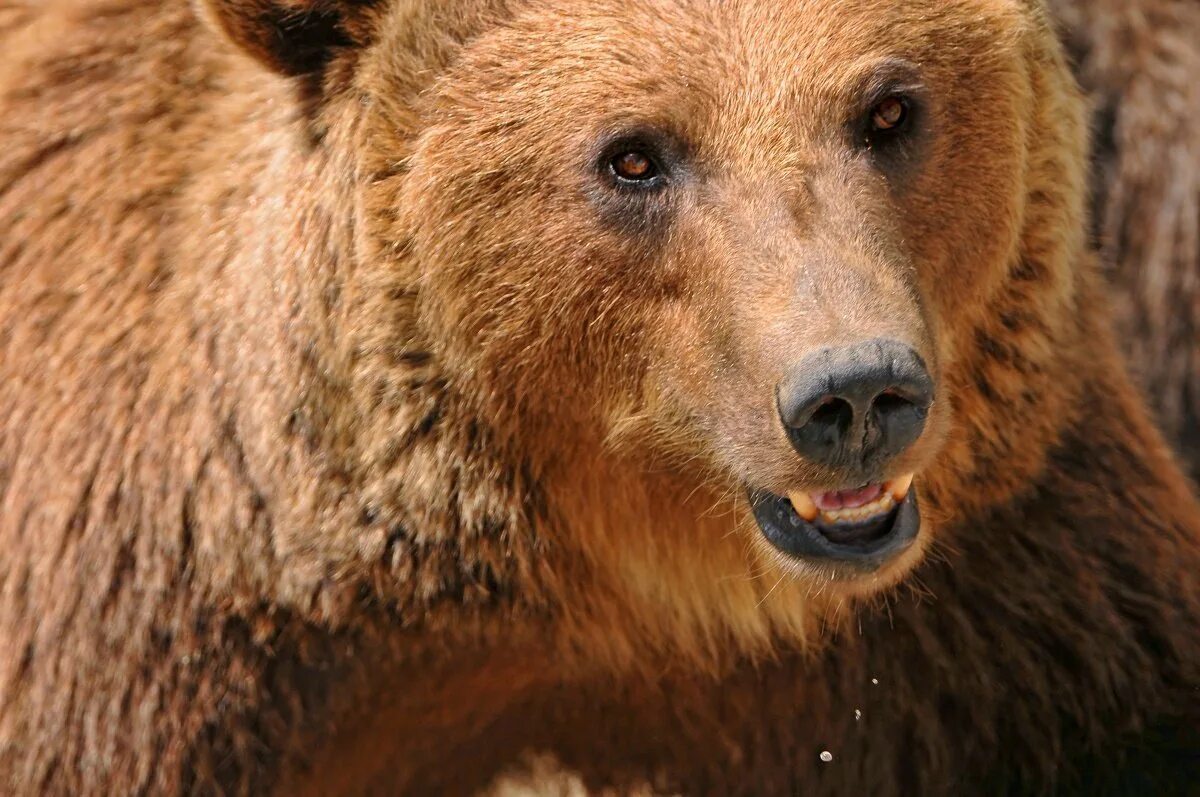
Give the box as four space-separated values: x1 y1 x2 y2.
195 0 377 76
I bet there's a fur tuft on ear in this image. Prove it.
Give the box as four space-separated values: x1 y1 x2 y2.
195 0 376 76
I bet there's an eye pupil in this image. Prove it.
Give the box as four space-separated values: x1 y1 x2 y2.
871 97 908 131
612 151 656 181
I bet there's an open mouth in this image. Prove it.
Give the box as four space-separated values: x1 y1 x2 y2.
748 475 920 569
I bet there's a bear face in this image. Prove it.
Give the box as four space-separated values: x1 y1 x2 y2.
357 0 1044 590
186 0 1088 660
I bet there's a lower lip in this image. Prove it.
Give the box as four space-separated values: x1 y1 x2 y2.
748 485 921 570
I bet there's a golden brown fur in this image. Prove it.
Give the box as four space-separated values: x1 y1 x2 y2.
0 0 1197 794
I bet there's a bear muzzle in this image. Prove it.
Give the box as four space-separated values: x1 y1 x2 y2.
749 338 932 568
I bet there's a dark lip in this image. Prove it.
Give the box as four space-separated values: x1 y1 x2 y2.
748 487 921 571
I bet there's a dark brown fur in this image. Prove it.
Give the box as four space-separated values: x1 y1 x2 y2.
0 1 1197 795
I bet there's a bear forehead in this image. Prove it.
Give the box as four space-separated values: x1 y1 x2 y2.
425 0 1029 142
410 0 1029 186
454 0 1028 80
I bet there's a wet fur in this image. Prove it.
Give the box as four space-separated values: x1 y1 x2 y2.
0 1 1197 795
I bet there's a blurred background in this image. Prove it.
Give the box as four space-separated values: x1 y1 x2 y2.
1052 0 1199 475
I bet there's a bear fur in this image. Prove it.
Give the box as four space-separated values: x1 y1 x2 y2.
0 0 1198 795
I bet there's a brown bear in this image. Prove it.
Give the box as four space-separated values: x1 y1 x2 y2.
0 0 1197 795
1049 0 1200 476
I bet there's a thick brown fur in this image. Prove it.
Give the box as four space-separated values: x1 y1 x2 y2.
0 1 1197 795
1049 0 1200 475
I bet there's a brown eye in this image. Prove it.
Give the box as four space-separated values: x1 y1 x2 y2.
870 96 908 132
611 151 658 182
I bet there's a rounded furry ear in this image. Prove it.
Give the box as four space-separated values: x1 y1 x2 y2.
195 0 375 76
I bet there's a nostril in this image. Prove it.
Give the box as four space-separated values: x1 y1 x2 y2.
797 396 855 450
873 389 914 415
868 384 929 462
809 396 854 432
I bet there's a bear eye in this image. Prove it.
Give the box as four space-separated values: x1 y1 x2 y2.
869 96 910 133
609 150 660 183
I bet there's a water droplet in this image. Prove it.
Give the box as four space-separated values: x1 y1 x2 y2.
819 751 833 763
871 678 879 685
854 709 862 721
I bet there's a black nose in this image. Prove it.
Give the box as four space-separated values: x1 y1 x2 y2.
778 339 933 470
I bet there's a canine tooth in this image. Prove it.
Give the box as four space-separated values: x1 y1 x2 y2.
889 473 915 501
788 491 819 521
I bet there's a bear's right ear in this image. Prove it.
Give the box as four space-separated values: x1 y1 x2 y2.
195 0 377 76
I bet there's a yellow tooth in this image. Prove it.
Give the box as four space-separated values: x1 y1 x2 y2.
889 473 915 501
788 491 819 522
